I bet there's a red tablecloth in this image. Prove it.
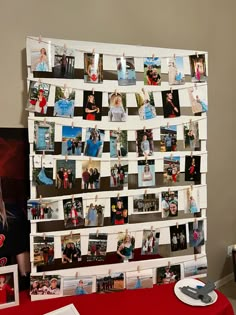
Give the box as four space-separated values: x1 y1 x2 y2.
0 284 234 315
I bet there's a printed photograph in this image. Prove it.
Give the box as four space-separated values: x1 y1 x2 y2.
168 56 185 85
55 160 76 190
34 120 55 153
163 156 180 184
33 236 54 266
61 234 81 263
63 276 93 296
138 160 155 188
170 224 187 252
144 57 161 85
108 92 127 122
84 199 105 227
84 53 103 83
63 197 84 228
160 125 177 152
96 272 124 293
31 45 52 72
81 160 101 190
133 193 159 213
189 220 205 248
126 269 153 290
183 122 199 151
187 189 200 214
30 275 60 295
117 232 135 262
53 45 75 79
53 86 75 118
189 54 207 83
27 199 61 220
116 57 136 85
110 130 128 158
156 264 181 285
87 233 108 262
0 272 15 306
33 166 53 187
27 81 50 114
61 126 82 156
185 156 201 182
188 87 208 114
135 90 156 120
83 128 105 158
83 91 102 121
141 229 160 255
111 197 128 225
110 161 128 190
161 191 178 218
161 90 181 118
136 129 154 157
184 256 207 278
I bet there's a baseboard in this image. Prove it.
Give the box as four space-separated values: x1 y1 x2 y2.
215 272 234 289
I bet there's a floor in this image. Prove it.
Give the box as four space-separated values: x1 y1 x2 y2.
218 280 236 314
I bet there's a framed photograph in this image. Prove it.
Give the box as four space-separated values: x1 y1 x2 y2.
170 224 187 252
156 264 181 285
27 199 62 221
183 122 199 150
33 236 54 266
84 198 105 227
0 264 19 309
83 91 102 121
31 43 52 72
30 275 61 296
185 156 201 182
108 92 127 122
188 87 208 114
27 81 50 114
53 45 75 79
110 130 128 158
116 57 136 85
96 272 124 293
84 53 103 83
161 190 178 218
81 160 101 190
188 220 205 248
110 160 128 190
34 120 55 153
87 233 108 262
43 304 80 315
111 197 128 225
117 232 135 262
55 160 76 190
136 129 154 157
168 56 185 85
189 54 207 83
53 86 75 118
160 125 177 152
62 126 82 156
133 193 159 213
163 156 180 184
144 57 161 85
135 91 156 120
83 128 105 158
63 197 84 228
126 269 153 290
61 234 81 263
138 160 155 188
63 276 93 296
161 90 180 118
141 229 160 255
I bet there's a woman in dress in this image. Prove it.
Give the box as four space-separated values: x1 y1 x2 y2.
35 48 49 71
29 89 47 114
85 94 100 120
141 163 153 186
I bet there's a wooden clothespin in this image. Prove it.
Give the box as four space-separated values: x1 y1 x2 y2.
96 229 99 237
194 254 197 261
168 261 171 268
195 51 199 58
75 271 79 278
92 88 95 95
44 117 46 125
38 35 42 43
176 222 179 229
43 233 46 240
92 48 95 55
64 83 67 90
143 126 146 132
70 230 73 238
72 194 74 202
137 265 140 273
71 121 74 128
43 272 45 279
152 53 155 60
95 195 98 202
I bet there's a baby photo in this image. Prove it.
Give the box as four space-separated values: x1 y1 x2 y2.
108 92 127 122
34 120 55 153
161 191 178 218
53 45 75 79
189 54 207 83
188 220 205 248
156 264 181 285
55 160 76 190
135 90 156 120
110 130 128 158
138 160 155 188
81 160 101 190
84 199 105 227
84 53 103 83
110 161 128 190
83 91 102 121
141 229 160 255
27 81 50 114
160 125 177 152
53 86 75 118
168 56 185 85
111 197 128 225
133 193 159 213
144 57 161 85
0 272 16 307
31 44 52 72
136 129 154 157
61 126 82 156
126 269 153 290
33 236 54 267
61 234 81 263
163 156 180 184
83 128 105 158
117 232 135 262
63 197 84 228
161 90 180 118
170 224 187 252
63 276 93 296
183 121 199 150
96 272 124 293
27 199 61 220
188 87 208 114
116 57 136 85
30 275 61 295
87 233 108 262
185 156 201 182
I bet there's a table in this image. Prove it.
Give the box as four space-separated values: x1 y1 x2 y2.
0 283 234 315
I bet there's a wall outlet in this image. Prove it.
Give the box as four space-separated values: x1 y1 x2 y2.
227 245 234 256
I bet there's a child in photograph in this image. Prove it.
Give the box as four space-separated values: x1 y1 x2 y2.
84 129 103 158
75 280 87 295
47 278 60 295
0 275 14 304
117 234 135 262
34 48 49 71
108 93 126 122
29 89 47 114
84 94 100 120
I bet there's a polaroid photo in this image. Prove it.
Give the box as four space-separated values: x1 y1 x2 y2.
156 264 181 285
61 234 81 263
168 56 185 85
185 156 201 182
31 44 52 72
136 129 154 157
33 236 54 266
188 87 208 114
81 160 101 190
33 166 53 187
27 199 61 220
135 91 156 120
0 264 19 310
53 86 75 118
83 91 102 121
53 45 75 79
160 125 177 152
96 272 124 293
63 276 93 296
184 256 207 278
189 54 207 83
110 130 128 158
83 128 105 158
27 81 50 114
161 90 181 118
161 191 178 218
108 92 127 122
163 156 180 184
126 269 153 290
62 126 82 156
34 120 55 153
133 193 159 213
183 121 199 151
110 160 128 190
144 57 161 85
141 229 160 255
84 198 105 227
170 224 187 252
187 188 200 214
189 220 205 248
87 233 108 262
30 275 61 296
111 197 128 225
55 160 76 190
63 197 84 228
84 53 103 83
117 232 135 262
138 160 155 188
116 57 136 85
43 304 80 315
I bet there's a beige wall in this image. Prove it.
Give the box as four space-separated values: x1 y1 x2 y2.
1 0 234 281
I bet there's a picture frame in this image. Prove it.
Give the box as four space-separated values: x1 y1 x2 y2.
0 264 19 310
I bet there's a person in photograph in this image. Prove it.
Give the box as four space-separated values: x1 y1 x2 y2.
138 96 156 120
84 94 100 120
48 246 54 264
171 134 177 151
134 276 142 289
47 278 60 295
171 163 179 183
63 243 73 263
86 203 97 226
189 196 199 213
82 168 90 189
69 204 79 227
112 200 126 225
166 163 173 183
44 131 50 150
41 242 50 265
29 89 47 114
140 135 151 156
116 135 121 157
86 57 99 83
196 95 208 112
188 158 197 180
67 138 73 155
164 134 172 152
168 60 178 85
169 200 178 217
93 168 100 189
0 274 14 304
179 231 186 249
117 234 134 261
164 92 179 118
70 242 81 262
142 232 155 254
56 167 64 189
146 66 161 85
31 206 37 220
84 130 103 157
46 206 54 219
111 167 118 187
108 93 126 122
162 193 170 217
188 130 195 150
142 163 153 185
75 280 87 295
68 169 73 189
30 280 39 295
171 233 178 251
35 48 48 71
60 54 67 77
195 64 201 82
63 168 69 189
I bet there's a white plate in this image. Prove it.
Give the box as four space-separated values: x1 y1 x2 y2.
174 278 218 306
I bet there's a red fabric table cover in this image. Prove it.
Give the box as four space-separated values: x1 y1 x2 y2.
0 284 234 315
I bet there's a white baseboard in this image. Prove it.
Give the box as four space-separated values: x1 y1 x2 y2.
215 272 234 289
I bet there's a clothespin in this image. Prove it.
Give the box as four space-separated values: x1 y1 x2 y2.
194 83 198 90
168 261 171 268
144 189 147 196
43 233 46 240
96 229 99 237
167 122 170 128
38 78 42 85
39 195 42 204
176 222 179 229
194 254 197 261
71 121 74 129
151 226 153 232
95 195 98 202
190 151 193 157
152 53 155 60
38 35 42 43
43 272 45 279
142 87 145 93
170 153 173 160
75 271 79 278
117 193 120 199
170 87 173 94
143 126 146 132
168 188 170 194
122 52 125 57
63 43 67 51
72 194 74 202
145 155 148 162
108 269 111 276
195 51 199 58
173 53 176 59
65 155 68 162
118 156 121 164
125 229 128 236
44 117 46 125
189 119 192 125
117 127 120 133
64 83 67 90
89 157 92 164
94 125 97 131
70 231 73 238
115 89 117 96
137 265 140 273
92 88 95 95
190 184 193 191
92 48 95 55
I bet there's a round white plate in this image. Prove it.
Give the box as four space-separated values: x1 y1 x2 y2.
174 278 218 306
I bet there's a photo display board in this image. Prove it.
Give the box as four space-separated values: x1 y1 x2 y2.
26 36 208 300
